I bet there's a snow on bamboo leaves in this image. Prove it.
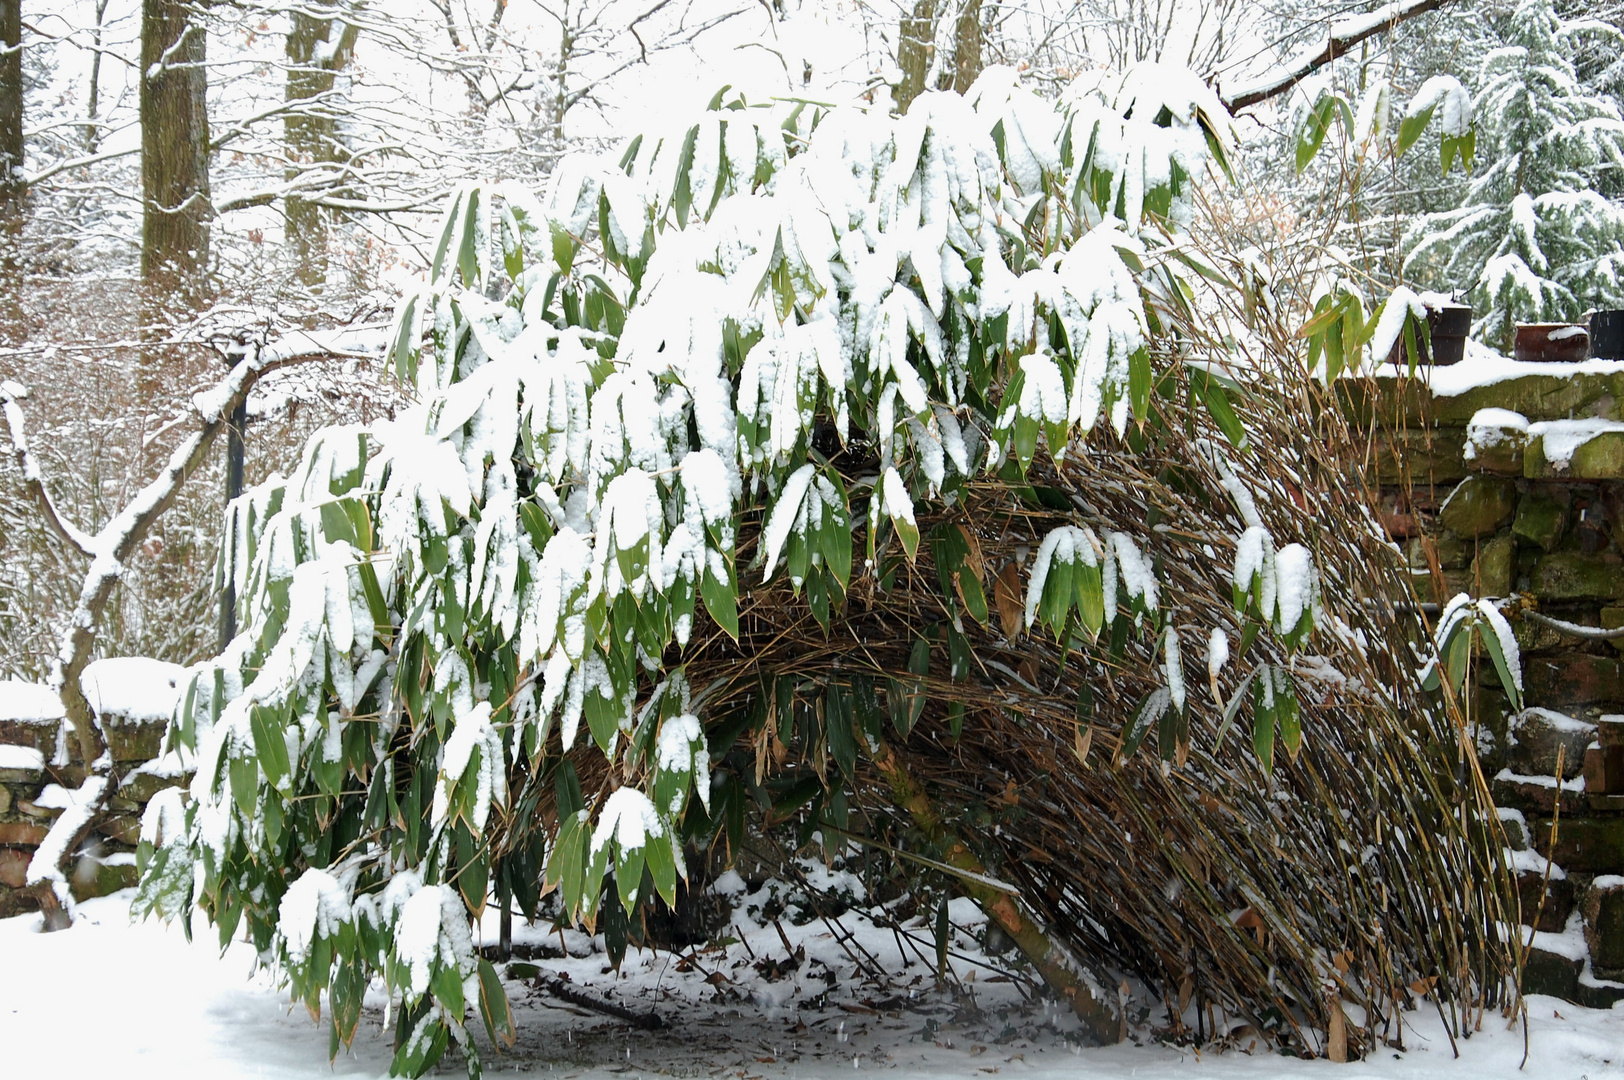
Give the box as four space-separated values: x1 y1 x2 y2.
139 65 1266 1079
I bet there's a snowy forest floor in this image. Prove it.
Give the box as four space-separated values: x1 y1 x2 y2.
2 884 1619 1079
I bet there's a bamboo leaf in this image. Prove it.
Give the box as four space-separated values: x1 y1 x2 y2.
1277 671 1302 760
1397 103 1436 156
701 559 739 642
1252 668 1277 772
478 959 517 1047
1119 688 1171 762
1214 664 1261 752
1129 346 1152 425
250 705 290 793
1192 369 1247 449
645 830 679 909
1295 96 1337 172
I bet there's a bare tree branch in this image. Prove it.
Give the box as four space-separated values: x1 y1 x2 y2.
1220 0 1455 112
0 383 98 557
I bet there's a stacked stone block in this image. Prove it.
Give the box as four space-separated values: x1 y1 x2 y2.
1349 367 1624 1003
0 675 184 918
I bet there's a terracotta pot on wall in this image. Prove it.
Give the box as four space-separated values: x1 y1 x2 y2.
1513 322 1590 362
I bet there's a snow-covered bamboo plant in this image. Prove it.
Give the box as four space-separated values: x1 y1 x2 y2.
134 66 1465 1077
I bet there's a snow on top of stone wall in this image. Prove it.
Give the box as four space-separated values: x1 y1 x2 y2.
80 658 187 723
0 744 45 772
1375 338 1624 396
0 681 63 724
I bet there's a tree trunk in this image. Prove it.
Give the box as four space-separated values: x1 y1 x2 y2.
141 0 211 305
86 0 111 154
950 0 982 95
285 6 361 290
894 0 984 113
1 0 23 329
894 0 937 115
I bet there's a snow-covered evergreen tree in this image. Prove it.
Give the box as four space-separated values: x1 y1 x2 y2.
1404 0 1624 348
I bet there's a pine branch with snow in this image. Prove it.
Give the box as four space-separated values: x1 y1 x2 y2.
1404 0 1624 348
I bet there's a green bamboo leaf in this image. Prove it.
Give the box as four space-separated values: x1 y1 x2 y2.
824 515 853 589
1295 96 1336 172
1252 668 1277 773
893 506 921 562
250 705 290 792
1297 297 1344 340
701 559 740 641
578 842 610 925
550 221 577 275
458 185 484 289
1478 615 1524 713
432 962 465 1021
852 674 885 737
645 829 679 909
229 752 258 818
390 291 421 382
826 682 857 779
391 1012 449 1078
1129 346 1152 425
1119 688 1171 762
1442 623 1472 693
653 723 694 821
1192 369 1247 449
547 809 586 910
1075 560 1105 640
1397 103 1437 155
430 188 467 279
1214 664 1261 752
615 838 646 914
331 960 365 1049
1277 671 1302 760
477 959 517 1047
1041 559 1073 638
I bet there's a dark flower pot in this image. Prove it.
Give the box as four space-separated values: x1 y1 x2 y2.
1384 303 1470 366
1591 310 1624 359
1514 322 1590 362
1431 304 1472 338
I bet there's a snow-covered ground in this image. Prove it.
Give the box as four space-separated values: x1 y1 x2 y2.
2 886 1619 1079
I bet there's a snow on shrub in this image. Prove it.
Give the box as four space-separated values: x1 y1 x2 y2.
134 68 1351 1078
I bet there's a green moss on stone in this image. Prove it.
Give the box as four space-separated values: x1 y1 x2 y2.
1473 534 1516 596
68 856 138 903
1514 494 1569 552
103 719 166 764
1532 551 1624 601
1568 432 1624 480
1374 429 1470 483
1341 370 1624 427
1467 420 1528 476
1439 476 1517 538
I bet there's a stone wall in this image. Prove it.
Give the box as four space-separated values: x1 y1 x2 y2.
1349 365 1624 1004
0 664 186 919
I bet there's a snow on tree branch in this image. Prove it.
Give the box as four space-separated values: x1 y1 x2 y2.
0 381 98 557
1221 0 1457 112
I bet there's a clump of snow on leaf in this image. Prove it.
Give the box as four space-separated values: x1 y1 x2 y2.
279 869 352 964
1406 75 1473 137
